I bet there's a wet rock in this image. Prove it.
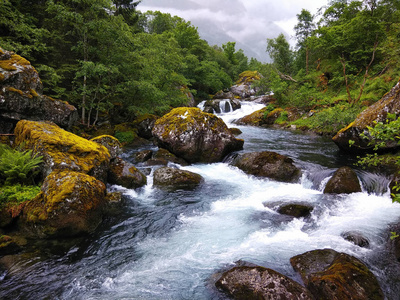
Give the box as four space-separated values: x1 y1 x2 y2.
235 107 269 126
152 107 243 163
229 127 242 136
278 204 313 218
134 150 153 163
231 151 301 183
108 157 147 189
14 120 111 182
152 148 189 166
153 167 204 189
323 166 362 194
290 249 384 300
201 99 241 114
215 266 313 300
0 48 78 133
341 231 370 248
0 235 21 255
90 135 122 160
332 79 400 153
21 170 107 238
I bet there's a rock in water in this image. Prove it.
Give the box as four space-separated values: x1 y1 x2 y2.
108 157 147 189
215 266 313 299
333 79 400 153
323 166 362 194
152 107 243 163
290 249 384 300
153 167 203 189
21 170 107 238
232 151 301 183
0 48 78 133
14 120 111 182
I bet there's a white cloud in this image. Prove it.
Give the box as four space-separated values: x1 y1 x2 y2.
137 0 329 62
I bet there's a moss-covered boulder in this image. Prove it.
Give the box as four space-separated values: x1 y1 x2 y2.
90 135 122 160
290 249 384 300
235 107 269 126
332 79 400 152
215 266 313 300
108 157 147 189
152 107 244 163
0 235 21 255
231 151 301 183
323 166 362 194
0 48 78 133
153 167 204 189
21 170 107 238
131 114 158 139
278 204 313 218
14 120 111 182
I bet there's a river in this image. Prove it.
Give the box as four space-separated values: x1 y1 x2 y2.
1 100 400 299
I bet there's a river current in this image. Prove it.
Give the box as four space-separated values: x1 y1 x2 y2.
1 101 400 299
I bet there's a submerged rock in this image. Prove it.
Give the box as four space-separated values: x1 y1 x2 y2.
332 79 400 153
153 167 203 189
14 120 111 182
215 266 313 300
21 170 107 238
278 204 313 218
108 157 147 189
342 231 370 248
0 48 78 133
152 107 243 163
323 166 362 194
231 151 301 183
290 249 384 300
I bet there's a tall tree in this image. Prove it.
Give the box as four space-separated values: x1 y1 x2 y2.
294 9 315 74
266 33 294 76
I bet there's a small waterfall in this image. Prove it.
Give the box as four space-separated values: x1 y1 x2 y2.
219 99 233 113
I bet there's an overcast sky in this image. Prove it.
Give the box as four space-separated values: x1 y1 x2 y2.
137 0 329 62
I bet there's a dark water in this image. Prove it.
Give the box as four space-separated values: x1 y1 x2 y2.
1 102 400 300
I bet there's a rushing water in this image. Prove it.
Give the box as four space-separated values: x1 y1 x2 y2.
2 101 400 299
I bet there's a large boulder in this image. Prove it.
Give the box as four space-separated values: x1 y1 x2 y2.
152 107 244 163
21 170 107 238
0 48 78 133
90 135 122 160
333 79 400 152
323 166 362 194
153 167 204 189
231 151 301 183
14 120 111 182
290 249 384 300
215 266 313 299
108 157 147 189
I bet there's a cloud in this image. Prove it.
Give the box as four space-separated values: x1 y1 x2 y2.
138 0 329 62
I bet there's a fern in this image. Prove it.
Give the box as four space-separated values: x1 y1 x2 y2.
0 144 43 185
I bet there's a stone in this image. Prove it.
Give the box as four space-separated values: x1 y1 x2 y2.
278 204 313 218
134 150 153 163
332 79 400 153
0 48 78 133
152 107 244 163
231 151 301 183
108 157 147 189
0 235 21 255
290 249 384 300
90 135 122 160
21 170 107 238
153 167 204 189
215 266 313 300
323 166 362 194
131 114 158 139
14 120 111 182
341 231 370 248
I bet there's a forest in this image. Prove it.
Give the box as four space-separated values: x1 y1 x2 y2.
0 0 400 133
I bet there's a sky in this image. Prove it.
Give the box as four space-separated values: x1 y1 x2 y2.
137 0 330 62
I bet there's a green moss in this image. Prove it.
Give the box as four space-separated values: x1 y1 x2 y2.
0 184 41 208
236 70 261 84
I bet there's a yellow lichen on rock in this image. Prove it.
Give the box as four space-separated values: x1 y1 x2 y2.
236 71 261 85
14 120 111 181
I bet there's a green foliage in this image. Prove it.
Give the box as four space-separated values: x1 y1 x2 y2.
115 131 136 144
390 232 399 240
292 104 363 135
266 33 294 75
0 144 43 185
0 184 41 207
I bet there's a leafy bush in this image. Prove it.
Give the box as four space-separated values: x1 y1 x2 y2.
0 144 43 185
0 184 41 207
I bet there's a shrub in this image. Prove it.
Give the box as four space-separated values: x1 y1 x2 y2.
0 144 43 185
0 184 41 207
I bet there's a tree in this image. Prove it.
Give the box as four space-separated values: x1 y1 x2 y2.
266 34 294 76
294 9 315 74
